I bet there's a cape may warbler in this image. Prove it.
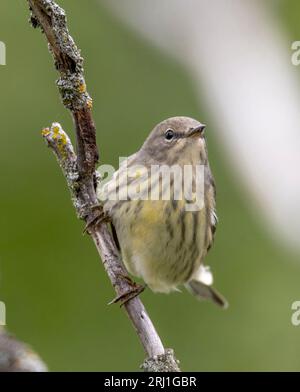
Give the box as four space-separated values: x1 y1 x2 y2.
97 116 227 308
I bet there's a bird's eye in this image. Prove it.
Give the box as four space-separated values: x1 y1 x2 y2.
165 129 175 141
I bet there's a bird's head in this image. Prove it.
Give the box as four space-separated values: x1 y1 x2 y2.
141 116 207 165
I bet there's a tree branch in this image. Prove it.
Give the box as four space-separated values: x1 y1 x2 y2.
28 0 180 371
0 327 47 372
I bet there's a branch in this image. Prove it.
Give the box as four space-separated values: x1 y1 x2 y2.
28 0 180 371
0 327 47 372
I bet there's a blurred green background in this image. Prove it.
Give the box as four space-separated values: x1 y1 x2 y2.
0 0 300 371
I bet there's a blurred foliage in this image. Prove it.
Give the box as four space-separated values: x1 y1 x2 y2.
0 0 299 371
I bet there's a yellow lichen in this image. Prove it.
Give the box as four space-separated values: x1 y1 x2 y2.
87 98 93 109
60 132 67 146
52 125 60 140
41 128 50 136
78 83 86 93
53 127 68 159
53 125 60 134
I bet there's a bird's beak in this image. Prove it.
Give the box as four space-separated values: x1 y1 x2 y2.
187 124 206 138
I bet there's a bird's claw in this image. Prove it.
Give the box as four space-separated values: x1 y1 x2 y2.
108 276 146 307
83 205 110 234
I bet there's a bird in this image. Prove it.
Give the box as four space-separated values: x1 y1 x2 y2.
97 116 227 308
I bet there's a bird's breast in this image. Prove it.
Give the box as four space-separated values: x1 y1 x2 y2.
113 199 207 292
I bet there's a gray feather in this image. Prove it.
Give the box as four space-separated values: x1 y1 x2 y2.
186 280 228 309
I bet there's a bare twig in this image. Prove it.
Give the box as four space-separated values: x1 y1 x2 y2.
28 0 180 371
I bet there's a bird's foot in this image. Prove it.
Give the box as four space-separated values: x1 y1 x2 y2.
108 275 146 307
83 205 109 234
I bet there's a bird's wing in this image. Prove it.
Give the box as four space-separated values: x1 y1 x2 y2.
186 166 228 308
97 153 138 251
204 165 218 253
97 152 138 205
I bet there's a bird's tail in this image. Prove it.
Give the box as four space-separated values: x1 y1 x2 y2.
186 280 228 309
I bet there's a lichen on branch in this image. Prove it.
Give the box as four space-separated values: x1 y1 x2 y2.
29 0 98 177
29 0 91 111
